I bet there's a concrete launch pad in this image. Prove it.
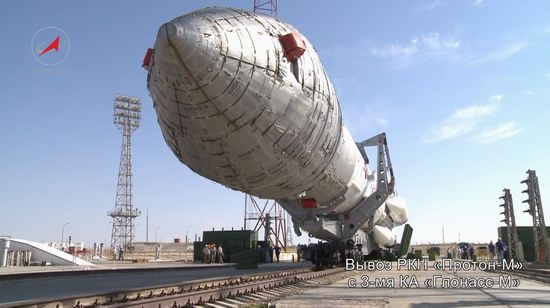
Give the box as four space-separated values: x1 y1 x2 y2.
275 260 550 307
3 257 550 307
0 261 313 305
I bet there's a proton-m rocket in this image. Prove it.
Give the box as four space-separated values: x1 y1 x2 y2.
144 7 407 252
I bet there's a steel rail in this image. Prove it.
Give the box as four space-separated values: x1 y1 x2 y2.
492 267 550 285
4 267 346 308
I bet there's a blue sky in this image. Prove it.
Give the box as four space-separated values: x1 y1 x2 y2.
1 0 549 247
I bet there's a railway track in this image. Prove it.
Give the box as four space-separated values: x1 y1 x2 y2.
6 267 349 308
493 267 550 285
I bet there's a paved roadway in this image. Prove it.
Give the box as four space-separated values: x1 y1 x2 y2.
0 261 313 305
276 260 550 307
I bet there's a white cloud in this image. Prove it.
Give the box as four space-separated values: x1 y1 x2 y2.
476 122 522 144
470 42 527 65
338 92 394 135
489 95 502 102
424 121 476 142
369 43 418 62
416 0 446 12
422 96 501 143
375 116 388 127
473 0 486 6
453 103 499 120
422 33 461 49
368 33 460 68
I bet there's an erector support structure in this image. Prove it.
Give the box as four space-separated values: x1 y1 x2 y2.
499 188 524 261
273 132 396 244
244 195 289 251
521 170 549 263
341 133 395 239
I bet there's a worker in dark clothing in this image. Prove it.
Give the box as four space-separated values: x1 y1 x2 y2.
256 245 262 263
268 246 274 262
496 238 504 263
488 241 496 262
274 245 281 262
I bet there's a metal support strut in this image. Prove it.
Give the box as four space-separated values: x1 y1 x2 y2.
341 132 395 239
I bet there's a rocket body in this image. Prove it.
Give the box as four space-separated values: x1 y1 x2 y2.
147 7 407 244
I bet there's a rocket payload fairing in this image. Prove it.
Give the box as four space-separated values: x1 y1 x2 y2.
144 7 407 248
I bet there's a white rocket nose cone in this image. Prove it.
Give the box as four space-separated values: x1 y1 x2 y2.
159 21 198 63
154 20 219 91
154 22 185 60
163 21 182 39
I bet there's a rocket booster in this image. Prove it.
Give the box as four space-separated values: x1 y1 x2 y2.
145 7 407 245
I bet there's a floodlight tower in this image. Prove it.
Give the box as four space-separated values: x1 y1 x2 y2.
254 0 277 18
109 95 141 251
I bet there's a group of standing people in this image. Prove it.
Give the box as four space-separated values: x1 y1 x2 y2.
488 238 507 263
443 238 508 263
202 244 224 263
446 245 475 260
112 246 124 261
257 244 282 262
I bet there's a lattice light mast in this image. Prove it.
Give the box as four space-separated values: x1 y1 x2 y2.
109 95 141 251
253 0 277 18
